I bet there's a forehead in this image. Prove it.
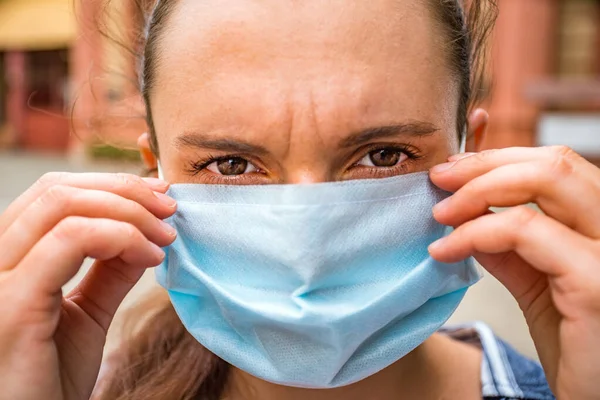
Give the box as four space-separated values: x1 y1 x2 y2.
158 0 447 79
151 0 457 141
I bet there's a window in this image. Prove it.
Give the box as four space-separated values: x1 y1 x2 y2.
557 0 600 78
26 49 68 109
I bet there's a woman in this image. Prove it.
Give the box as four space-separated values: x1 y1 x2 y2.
1 0 598 399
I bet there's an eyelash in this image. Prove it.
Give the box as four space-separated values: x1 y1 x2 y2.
185 153 263 176
348 143 423 177
185 144 423 179
353 143 422 165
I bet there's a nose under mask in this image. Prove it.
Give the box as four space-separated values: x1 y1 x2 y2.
156 166 481 388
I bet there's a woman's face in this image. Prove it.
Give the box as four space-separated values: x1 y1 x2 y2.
147 0 486 184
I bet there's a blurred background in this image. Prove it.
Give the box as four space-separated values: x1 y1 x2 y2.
0 0 599 359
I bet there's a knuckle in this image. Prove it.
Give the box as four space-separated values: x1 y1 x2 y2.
37 184 73 208
549 145 576 159
36 171 68 188
471 149 497 164
52 216 87 242
502 206 540 247
112 173 155 202
115 173 144 190
509 206 539 227
546 145 580 178
119 221 141 242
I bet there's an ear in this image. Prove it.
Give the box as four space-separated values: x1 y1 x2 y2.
138 133 158 176
466 108 489 152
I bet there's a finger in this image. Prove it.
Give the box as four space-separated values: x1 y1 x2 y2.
430 146 598 193
433 161 600 238
0 185 177 272
14 217 165 297
429 206 596 278
448 152 477 162
0 172 174 233
65 258 147 332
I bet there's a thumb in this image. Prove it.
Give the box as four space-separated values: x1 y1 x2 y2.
473 251 544 312
65 258 149 332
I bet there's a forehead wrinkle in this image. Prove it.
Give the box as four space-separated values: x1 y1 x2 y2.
307 88 326 154
310 91 326 151
278 85 294 160
152 0 459 159
152 0 451 123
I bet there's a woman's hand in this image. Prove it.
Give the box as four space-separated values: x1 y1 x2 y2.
0 172 177 400
429 146 600 400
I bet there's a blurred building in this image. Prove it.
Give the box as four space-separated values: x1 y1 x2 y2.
0 0 75 152
485 0 600 163
0 0 598 157
0 0 145 155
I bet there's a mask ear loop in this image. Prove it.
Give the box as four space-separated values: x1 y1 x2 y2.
453 128 484 277
459 129 468 153
157 162 165 180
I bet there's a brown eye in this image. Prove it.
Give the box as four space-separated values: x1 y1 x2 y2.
207 157 257 175
370 149 400 167
358 148 408 168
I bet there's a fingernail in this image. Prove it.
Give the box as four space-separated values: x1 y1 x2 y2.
430 161 457 174
160 220 177 237
448 152 477 162
433 197 452 214
150 242 166 262
155 192 177 208
428 237 447 253
143 177 169 189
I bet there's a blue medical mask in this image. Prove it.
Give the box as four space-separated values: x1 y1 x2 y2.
156 168 481 388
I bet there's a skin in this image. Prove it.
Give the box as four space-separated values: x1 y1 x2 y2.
145 2 487 397
430 147 600 399
151 0 462 185
0 0 599 399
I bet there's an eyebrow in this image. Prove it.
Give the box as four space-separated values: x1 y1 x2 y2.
338 121 440 148
175 133 270 156
175 121 440 154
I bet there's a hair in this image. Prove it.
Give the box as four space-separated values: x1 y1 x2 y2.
97 1 498 398
97 290 229 400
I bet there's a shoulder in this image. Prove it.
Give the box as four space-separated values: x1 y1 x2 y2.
441 322 555 400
